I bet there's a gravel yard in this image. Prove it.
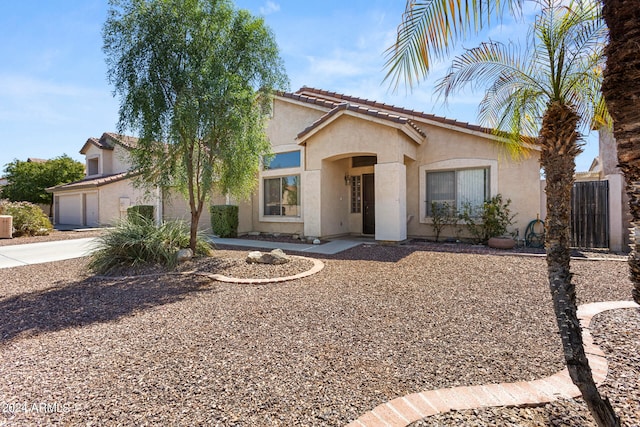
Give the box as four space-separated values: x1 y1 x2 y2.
0 244 637 426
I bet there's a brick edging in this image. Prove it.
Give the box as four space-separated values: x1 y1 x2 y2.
94 256 324 284
196 256 324 284
347 300 639 427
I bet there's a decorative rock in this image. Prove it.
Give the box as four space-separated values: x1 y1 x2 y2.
269 248 289 264
176 248 193 262
246 249 290 265
246 251 264 263
247 231 260 236
313 238 321 245
292 234 299 240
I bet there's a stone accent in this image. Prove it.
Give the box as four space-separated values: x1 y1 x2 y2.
176 248 193 262
246 248 290 265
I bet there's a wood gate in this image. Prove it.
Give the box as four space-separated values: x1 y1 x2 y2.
571 180 609 248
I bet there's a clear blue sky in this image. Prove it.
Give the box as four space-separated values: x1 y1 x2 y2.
0 0 599 172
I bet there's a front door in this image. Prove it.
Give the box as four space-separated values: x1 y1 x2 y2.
362 173 375 235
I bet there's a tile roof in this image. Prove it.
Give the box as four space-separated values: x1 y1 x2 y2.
80 132 140 154
297 102 426 141
47 171 137 193
294 87 495 135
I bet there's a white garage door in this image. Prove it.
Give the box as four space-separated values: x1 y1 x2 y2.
57 194 82 225
84 193 99 227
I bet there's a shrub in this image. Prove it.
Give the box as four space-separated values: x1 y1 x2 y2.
429 201 459 242
210 205 238 238
88 216 211 274
460 194 516 244
0 200 52 237
127 205 155 224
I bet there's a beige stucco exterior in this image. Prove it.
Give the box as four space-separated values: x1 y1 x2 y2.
49 133 159 227
50 89 544 243
253 89 542 242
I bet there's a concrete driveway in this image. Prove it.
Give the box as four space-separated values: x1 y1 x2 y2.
0 238 99 269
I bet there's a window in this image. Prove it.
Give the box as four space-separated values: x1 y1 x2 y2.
427 168 489 215
264 175 300 217
87 157 99 175
351 175 361 213
352 156 377 168
264 151 300 170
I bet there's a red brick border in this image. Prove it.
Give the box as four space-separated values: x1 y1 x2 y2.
347 300 639 427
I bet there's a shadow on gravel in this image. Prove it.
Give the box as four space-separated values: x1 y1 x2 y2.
0 274 215 344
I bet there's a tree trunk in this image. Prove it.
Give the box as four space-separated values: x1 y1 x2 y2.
540 102 620 427
602 0 640 305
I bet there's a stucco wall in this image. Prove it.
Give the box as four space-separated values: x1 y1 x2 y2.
163 190 253 234
98 179 152 226
403 122 541 241
267 99 325 148
111 144 132 174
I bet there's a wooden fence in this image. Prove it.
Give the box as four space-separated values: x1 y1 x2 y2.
571 180 609 249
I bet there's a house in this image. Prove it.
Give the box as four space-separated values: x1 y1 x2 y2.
47 133 160 227
50 88 543 242
249 87 541 243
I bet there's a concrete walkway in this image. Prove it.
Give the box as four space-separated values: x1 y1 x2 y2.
0 236 362 269
0 238 99 269
347 300 640 427
210 237 364 255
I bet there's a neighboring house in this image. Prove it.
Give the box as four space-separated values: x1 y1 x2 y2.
47 133 160 227
50 88 543 242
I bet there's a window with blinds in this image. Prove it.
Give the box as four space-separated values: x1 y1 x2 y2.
426 168 489 216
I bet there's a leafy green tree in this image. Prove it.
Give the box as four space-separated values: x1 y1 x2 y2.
103 0 288 251
389 1 620 425
1 155 85 214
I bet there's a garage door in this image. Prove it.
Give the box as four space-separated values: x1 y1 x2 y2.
57 194 82 225
84 193 99 227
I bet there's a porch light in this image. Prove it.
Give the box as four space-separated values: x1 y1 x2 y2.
344 174 351 186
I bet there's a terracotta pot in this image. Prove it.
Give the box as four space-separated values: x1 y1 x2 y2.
488 236 516 249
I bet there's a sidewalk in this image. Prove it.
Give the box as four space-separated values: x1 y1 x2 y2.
209 237 364 255
0 238 98 269
0 236 363 269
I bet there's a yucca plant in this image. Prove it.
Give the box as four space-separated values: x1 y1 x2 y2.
88 214 211 275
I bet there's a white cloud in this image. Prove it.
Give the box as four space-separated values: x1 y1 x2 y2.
259 1 280 15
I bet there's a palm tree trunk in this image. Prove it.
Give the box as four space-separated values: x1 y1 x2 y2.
540 102 620 427
602 0 640 304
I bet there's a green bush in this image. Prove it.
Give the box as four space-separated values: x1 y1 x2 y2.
210 205 238 238
127 205 155 224
429 201 459 242
460 194 516 244
0 200 52 237
88 216 211 274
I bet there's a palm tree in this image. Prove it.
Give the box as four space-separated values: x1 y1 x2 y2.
387 0 640 306
389 1 620 426
601 0 640 304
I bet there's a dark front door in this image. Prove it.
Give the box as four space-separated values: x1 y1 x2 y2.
362 173 375 235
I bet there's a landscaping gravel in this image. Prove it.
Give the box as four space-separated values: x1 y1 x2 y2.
409 307 640 427
0 245 636 426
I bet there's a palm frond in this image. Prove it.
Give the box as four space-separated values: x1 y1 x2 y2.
384 0 523 91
